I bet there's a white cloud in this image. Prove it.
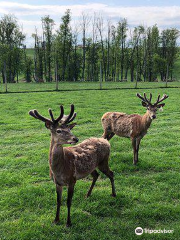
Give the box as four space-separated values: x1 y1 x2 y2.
0 1 180 46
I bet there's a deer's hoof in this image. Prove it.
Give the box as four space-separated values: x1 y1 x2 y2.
111 193 116 197
53 219 60 225
66 222 72 227
86 192 91 198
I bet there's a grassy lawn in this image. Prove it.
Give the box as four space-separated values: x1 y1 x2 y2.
0 84 180 239
0 81 180 93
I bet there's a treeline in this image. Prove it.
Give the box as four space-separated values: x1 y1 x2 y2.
0 11 179 83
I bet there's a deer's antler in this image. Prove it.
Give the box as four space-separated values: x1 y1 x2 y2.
154 94 169 106
63 104 76 124
48 105 64 124
29 104 76 125
29 109 52 123
136 93 153 106
137 93 168 107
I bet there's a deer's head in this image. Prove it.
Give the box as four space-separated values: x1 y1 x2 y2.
29 104 79 145
137 93 169 120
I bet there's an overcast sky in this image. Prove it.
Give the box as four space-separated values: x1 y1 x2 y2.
0 0 180 46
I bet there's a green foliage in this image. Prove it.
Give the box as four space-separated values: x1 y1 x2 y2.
0 14 25 83
32 31 44 81
0 13 179 84
42 15 55 82
159 28 180 80
23 56 33 82
0 85 180 239
54 9 74 81
86 39 100 81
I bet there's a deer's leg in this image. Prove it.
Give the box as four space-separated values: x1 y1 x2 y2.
54 184 63 224
49 159 53 180
102 129 109 139
66 183 75 227
135 138 141 163
86 170 99 198
98 165 116 197
107 132 115 141
132 138 137 165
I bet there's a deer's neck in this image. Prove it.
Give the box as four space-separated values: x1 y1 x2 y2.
49 137 65 173
142 111 152 130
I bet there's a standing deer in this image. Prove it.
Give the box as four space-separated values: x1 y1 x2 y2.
29 104 116 227
101 93 168 165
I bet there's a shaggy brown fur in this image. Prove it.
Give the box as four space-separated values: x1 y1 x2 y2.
101 93 168 165
29 105 116 227
102 112 151 139
49 130 116 227
50 136 113 186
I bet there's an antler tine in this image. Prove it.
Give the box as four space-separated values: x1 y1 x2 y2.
29 110 39 119
29 105 76 125
137 93 153 106
144 92 151 105
154 94 169 105
157 94 160 102
33 109 52 123
136 93 146 102
154 94 162 106
55 105 64 123
149 93 152 102
64 104 75 124
49 109 55 122
68 112 77 124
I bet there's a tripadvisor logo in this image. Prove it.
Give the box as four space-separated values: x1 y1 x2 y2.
135 227 143 235
135 227 174 235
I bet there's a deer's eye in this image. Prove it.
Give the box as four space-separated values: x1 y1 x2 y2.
56 129 62 134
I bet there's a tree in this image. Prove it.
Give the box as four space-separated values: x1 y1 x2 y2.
145 25 159 81
23 46 33 82
97 15 107 81
111 25 117 81
71 23 82 81
160 28 179 82
32 29 44 81
116 19 128 81
0 14 25 83
42 16 55 82
81 13 91 81
55 9 73 81
128 26 144 82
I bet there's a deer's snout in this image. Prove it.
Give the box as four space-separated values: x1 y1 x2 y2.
152 115 156 119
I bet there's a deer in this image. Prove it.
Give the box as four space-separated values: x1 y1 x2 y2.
29 104 116 227
101 93 169 165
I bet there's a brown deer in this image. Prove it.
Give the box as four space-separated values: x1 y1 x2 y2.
101 93 168 165
29 104 116 227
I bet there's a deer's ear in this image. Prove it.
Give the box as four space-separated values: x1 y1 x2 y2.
45 121 52 129
69 123 77 129
157 103 165 108
142 101 147 107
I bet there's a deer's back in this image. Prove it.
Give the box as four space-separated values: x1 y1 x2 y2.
67 138 110 180
102 112 142 138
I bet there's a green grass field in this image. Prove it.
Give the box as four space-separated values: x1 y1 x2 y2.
1 81 180 93
0 84 180 239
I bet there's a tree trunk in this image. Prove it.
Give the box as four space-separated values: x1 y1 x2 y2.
82 28 86 81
